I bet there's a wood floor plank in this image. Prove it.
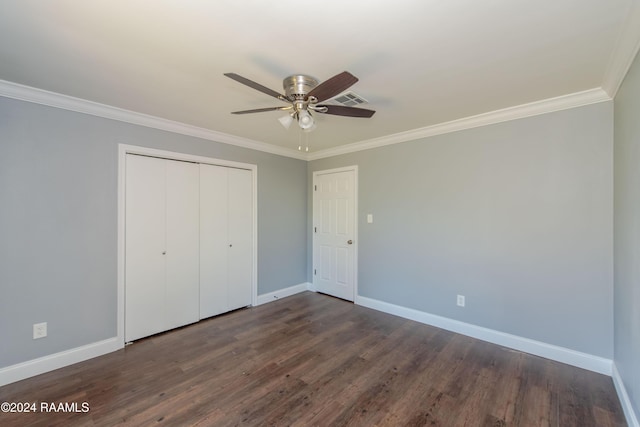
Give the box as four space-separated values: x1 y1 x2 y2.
0 292 627 426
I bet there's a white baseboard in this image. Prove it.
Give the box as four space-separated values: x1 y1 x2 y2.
355 295 612 375
255 282 312 306
613 363 640 427
0 337 122 387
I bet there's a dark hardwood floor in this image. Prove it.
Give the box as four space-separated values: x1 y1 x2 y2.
0 292 626 426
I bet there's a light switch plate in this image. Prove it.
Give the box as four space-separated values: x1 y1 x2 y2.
367 214 373 223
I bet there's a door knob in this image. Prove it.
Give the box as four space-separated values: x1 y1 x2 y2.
162 251 166 255
347 240 353 245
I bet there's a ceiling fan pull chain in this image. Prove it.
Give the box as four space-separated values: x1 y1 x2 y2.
297 127 310 152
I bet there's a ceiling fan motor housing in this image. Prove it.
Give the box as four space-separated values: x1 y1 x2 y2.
283 75 318 100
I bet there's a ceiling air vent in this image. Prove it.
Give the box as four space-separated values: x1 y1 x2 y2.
328 91 368 107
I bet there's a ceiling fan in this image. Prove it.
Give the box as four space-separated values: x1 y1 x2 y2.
224 71 375 131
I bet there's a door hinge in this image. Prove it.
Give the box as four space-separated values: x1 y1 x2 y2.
314 185 317 191
314 226 317 233
314 269 317 275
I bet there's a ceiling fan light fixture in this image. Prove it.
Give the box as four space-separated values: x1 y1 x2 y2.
297 109 315 130
278 113 294 129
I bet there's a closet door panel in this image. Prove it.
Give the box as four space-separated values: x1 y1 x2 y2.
125 155 166 342
165 160 200 330
227 168 253 310
199 164 229 319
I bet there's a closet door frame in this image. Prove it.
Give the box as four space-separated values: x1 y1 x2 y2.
117 144 258 346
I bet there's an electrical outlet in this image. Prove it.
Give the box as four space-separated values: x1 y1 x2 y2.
456 295 465 307
33 322 47 339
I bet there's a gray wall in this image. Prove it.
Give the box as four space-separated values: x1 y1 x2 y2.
309 102 614 358
0 97 307 368
614 49 640 420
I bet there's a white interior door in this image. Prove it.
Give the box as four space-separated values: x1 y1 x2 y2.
313 167 357 301
200 165 252 317
125 155 166 341
199 164 229 319
125 155 200 341
164 159 200 330
227 167 253 310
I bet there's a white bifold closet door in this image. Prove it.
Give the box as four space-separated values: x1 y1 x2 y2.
200 164 252 319
125 155 199 342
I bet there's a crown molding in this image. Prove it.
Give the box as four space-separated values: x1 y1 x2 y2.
307 88 611 160
602 0 640 98
0 79 307 161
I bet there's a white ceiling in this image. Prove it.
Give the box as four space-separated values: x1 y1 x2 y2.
1 1 639 158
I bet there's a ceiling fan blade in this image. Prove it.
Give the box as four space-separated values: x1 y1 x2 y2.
231 106 292 115
307 71 359 103
224 73 287 101
317 105 376 118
